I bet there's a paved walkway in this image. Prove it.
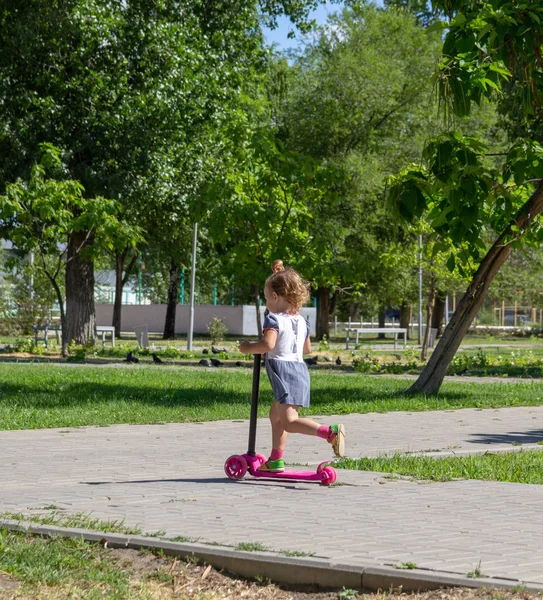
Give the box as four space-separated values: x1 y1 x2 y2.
2 406 543 585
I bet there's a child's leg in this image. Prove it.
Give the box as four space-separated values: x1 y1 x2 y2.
277 404 320 435
269 401 287 451
258 402 287 472
277 404 346 458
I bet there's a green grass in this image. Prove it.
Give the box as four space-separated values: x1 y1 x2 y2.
234 541 268 552
336 449 543 484
0 528 135 598
1 363 543 430
0 511 143 535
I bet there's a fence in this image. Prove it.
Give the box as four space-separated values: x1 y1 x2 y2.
95 304 316 337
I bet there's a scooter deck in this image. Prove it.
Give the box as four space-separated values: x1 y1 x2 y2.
224 453 337 485
250 467 324 481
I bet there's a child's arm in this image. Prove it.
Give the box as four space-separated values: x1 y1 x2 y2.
303 336 311 355
239 329 277 355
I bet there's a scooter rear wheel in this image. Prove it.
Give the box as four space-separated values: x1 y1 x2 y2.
224 455 248 480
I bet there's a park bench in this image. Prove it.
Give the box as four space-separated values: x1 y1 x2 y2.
32 324 115 348
96 325 115 348
31 323 61 348
345 327 408 349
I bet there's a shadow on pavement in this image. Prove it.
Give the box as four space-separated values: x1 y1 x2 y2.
468 428 543 444
82 477 324 490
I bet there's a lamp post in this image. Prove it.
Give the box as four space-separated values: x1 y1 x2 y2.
418 234 423 345
187 222 198 351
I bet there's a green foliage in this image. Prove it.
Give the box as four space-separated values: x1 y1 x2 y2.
352 353 382 373
449 348 543 377
318 335 330 352
338 588 359 600
161 345 181 359
207 316 229 343
13 339 39 354
433 0 542 119
352 350 422 374
234 541 269 552
278 3 444 308
67 344 87 363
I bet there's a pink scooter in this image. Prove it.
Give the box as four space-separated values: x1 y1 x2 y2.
224 354 337 486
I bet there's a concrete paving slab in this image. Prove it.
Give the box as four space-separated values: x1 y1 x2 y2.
1 406 543 587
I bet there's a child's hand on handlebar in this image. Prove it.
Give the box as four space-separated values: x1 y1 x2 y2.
239 340 252 354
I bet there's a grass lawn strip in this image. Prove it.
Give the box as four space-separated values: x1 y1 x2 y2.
1 529 543 599
1 364 543 430
336 449 543 484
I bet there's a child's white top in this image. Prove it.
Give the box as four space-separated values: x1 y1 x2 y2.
262 311 310 363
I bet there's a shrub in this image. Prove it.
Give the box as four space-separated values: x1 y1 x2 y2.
207 316 228 342
162 345 181 359
318 335 330 352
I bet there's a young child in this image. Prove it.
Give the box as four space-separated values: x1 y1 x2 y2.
239 263 345 472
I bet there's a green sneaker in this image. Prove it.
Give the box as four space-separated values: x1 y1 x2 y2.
330 424 345 458
258 458 285 473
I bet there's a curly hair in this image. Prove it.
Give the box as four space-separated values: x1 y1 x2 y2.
271 259 284 273
265 264 310 310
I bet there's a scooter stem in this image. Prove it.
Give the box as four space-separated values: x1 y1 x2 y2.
247 353 261 457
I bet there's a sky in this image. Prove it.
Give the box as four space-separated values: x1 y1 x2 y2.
262 1 384 50
262 3 342 50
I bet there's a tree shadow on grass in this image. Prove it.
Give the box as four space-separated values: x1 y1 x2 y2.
0 382 250 410
0 376 512 413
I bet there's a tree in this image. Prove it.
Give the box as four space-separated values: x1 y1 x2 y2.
0 0 333 346
208 127 318 334
0 145 123 355
387 0 543 393
272 4 443 337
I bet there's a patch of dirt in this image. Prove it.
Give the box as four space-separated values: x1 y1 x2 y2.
109 549 543 600
109 547 339 598
0 572 20 592
1 547 542 599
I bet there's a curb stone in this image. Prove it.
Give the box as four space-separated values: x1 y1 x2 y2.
2 520 542 593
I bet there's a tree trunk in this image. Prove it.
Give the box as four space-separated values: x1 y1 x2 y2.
348 303 360 321
255 284 262 339
65 230 96 347
163 258 180 340
40 254 68 356
432 291 446 337
112 250 139 339
399 302 410 340
421 274 436 361
315 287 330 340
408 180 543 394
377 306 385 339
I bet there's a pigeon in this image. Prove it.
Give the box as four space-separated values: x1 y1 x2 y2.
393 354 402 360
199 359 211 367
335 357 342 366
124 351 139 364
210 358 223 367
455 368 468 376
202 348 209 354
304 356 318 366
211 346 222 354
323 356 333 362
152 353 163 364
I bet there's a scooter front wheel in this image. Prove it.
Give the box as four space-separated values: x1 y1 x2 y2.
224 455 248 480
319 466 337 486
